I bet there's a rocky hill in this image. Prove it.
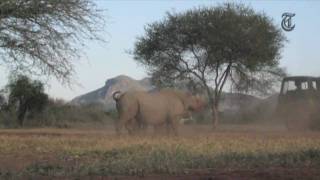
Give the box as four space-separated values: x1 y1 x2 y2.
71 75 154 110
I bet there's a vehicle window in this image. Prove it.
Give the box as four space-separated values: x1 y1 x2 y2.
311 81 317 90
282 80 310 94
301 81 308 90
282 81 295 94
315 81 320 90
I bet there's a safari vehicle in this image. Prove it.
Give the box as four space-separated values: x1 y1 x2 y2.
277 76 320 130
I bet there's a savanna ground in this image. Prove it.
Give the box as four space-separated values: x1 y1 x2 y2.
0 123 320 180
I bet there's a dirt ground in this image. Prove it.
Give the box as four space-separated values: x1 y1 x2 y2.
17 168 320 180
110 168 320 180
0 124 320 179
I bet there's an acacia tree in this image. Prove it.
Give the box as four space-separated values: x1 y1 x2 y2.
134 3 286 129
7 75 48 126
0 0 105 83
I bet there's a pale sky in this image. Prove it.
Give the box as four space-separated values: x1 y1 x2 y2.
0 0 319 100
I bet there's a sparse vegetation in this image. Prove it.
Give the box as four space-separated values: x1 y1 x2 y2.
0 99 114 128
0 127 319 179
29 102 113 128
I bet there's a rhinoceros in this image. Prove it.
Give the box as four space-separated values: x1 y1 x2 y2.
112 89 205 135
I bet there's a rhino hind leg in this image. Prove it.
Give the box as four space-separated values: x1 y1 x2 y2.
123 117 148 135
125 118 137 135
116 114 135 135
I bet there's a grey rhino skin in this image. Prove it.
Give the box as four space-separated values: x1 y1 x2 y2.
113 89 205 135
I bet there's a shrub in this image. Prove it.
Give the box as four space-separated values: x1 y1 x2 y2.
0 98 115 128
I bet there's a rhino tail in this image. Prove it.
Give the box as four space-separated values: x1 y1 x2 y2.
112 90 122 101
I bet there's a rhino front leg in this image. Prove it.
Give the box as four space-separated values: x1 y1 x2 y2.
167 116 180 136
171 119 179 136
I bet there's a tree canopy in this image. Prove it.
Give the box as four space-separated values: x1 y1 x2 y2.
134 3 286 128
0 0 105 83
7 75 48 126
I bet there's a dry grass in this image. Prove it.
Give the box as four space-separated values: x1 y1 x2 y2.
0 125 320 178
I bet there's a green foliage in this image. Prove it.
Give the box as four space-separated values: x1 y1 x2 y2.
134 3 286 92
6 75 49 126
28 100 113 128
0 93 5 109
0 92 114 128
0 107 18 128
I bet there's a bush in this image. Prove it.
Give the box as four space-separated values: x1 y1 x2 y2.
0 108 19 128
32 100 114 128
0 98 115 128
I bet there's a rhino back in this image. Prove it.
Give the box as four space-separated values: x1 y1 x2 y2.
136 92 171 125
141 92 185 121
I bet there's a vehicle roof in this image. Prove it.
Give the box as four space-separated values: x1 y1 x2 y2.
283 76 319 81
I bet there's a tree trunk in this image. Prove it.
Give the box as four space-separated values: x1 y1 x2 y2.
205 87 219 130
212 104 219 129
17 102 27 127
207 96 219 130
17 109 26 127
